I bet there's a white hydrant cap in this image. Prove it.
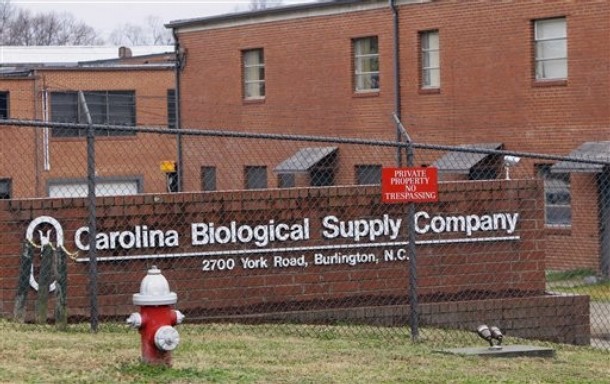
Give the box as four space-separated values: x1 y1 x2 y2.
133 266 178 306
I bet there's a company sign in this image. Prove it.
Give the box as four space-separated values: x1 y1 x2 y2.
24 211 520 271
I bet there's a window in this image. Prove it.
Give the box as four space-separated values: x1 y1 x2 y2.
356 165 381 185
167 89 176 128
201 166 216 191
353 36 379 92
245 166 267 189
0 92 8 119
421 30 440 88
50 91 136 137
47 178 141 198
534 17 567 81
278 173 295 188
0 178 11 199
537 164 571 226
243 49 265 100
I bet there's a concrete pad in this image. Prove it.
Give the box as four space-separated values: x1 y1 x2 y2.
435 345 556 358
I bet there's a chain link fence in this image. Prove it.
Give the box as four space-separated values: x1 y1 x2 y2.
0 119 608 350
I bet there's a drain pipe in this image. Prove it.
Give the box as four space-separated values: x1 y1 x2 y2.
172 29 184 192
390 0 403 166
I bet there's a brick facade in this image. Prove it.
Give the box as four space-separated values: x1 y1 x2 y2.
174 0 609 151
0 66 176 198
170 0 610 274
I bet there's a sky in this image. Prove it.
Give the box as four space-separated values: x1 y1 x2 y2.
12 0 315 42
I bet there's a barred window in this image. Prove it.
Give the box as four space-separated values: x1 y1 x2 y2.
50 91 136 137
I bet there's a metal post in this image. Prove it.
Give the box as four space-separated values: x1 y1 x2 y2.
393 114 419 341
78 91 98 332
406 142 419 341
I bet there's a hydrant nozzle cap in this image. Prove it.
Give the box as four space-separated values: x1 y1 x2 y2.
133 266 178 306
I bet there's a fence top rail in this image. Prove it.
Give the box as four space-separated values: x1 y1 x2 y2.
1 118 609 167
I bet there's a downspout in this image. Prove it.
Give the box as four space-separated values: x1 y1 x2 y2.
172 28 184 192
390 0 403 166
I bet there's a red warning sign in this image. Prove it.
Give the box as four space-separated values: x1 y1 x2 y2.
382 167 439 203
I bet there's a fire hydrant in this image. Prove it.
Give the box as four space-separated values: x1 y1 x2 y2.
126 266 184 366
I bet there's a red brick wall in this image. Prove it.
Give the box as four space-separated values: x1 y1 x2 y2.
399 0 610 153
0 68 177 198
0 179 591 344
0 78 38 198
0 180 545 317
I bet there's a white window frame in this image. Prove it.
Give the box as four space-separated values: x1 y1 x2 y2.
48 178 141 198
421 30 440 89
534 17 567 81
353 36 380 93
243 48 265 100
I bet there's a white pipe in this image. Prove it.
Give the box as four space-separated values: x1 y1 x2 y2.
42 89 50 171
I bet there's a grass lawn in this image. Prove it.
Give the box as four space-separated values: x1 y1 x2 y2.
0 319 608 384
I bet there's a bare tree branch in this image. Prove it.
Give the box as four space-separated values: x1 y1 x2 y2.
0 0 102 46
248 0 283 11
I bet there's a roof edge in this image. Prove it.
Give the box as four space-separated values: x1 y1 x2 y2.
167 0 434 32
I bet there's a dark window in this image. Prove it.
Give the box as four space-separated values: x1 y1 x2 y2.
201 166 217 191
0 178 11 199
537 164 571 226
0 92 9 119
469 167 498 180
245 166 267 189
356 165 381 185
278 173 295 188
311 169 334 187
310 151 336 187
469 155 500 180
50 91 136 137
167 89 176 128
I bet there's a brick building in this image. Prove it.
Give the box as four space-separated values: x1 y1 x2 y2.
0 47 177 198
167 0 610 275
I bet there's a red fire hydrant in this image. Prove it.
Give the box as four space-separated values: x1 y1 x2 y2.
126 266 184 367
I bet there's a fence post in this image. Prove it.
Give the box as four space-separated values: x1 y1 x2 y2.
406 141 419 341
393 114 419 341
78 91 99 332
